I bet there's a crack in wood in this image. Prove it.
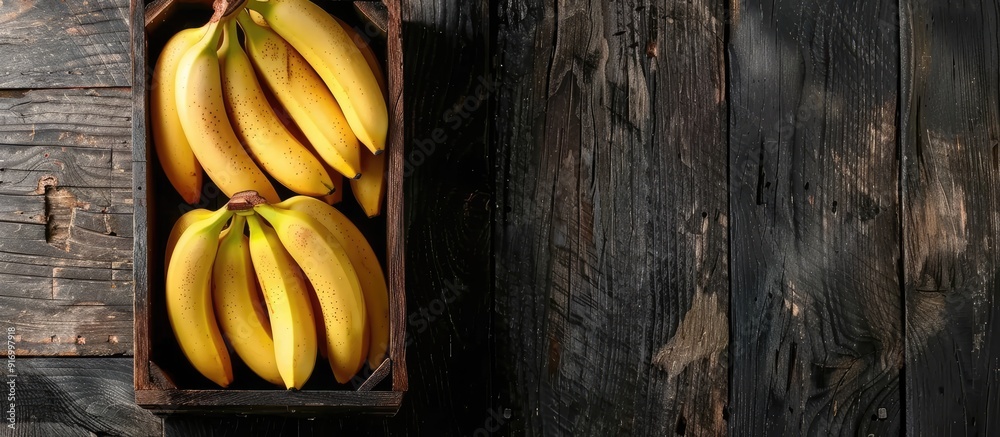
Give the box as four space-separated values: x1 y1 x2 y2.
41 178 92 252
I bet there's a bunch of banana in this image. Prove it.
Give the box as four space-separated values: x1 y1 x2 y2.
165 191 390 388
150 0 388 216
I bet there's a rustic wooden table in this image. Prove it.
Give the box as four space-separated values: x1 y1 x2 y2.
0 0 997 435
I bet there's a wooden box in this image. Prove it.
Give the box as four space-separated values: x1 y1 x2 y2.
131 0 406 414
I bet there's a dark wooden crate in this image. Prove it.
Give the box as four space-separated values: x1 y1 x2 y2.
131 0 406 415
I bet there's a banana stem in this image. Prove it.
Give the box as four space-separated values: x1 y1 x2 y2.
234 8 257 33
244 0 271 15
228 190 270 211
224 214 247 238
211 0 249 22
246 214 266 235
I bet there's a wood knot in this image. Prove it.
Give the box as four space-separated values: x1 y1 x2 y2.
35 175 58 194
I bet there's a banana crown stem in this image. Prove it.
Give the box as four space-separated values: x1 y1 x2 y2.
245 0 273 15
223 214 247 243
252 203 281 223
205 206 236 230
193 20 224 56
246 213 266 235
223 18 240 56
235 9 259 36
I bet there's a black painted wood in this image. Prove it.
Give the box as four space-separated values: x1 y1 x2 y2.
728 0 904 434
494 0 729 435
902 0 1000 434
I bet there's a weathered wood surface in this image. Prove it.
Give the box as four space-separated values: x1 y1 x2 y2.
494 0 728 434
0 87 133 358
902 0 1000 434
6 358 161 437
0 0 131 89
727 0 904 434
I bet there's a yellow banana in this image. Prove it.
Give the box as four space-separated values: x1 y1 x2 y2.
305 280 327 359
212 214 283 386
253 203 365 383
236 11 362 179
275 196 389 367
247 0 388 154
351 151 386 218
151 24 206 205
333 16 387 99
323 173 344 205
335 15 387 218
164 208 214 275
174 20 279 204
218 20 335 197
165 205 234 387
246 214 317 389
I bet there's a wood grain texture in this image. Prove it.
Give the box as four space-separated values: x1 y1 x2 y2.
0 0 131 89
0 88 132 148
494 0 728 435
902 0 1000 434
5 358 161 437
136 390 404 413
727 0 903 434
384 0 408 395
0 87 133 357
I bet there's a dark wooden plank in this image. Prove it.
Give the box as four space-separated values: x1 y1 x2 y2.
132 0 153 396
0 88 132 148
163 417 300 437
0 145 131 193
0 185 133 357
494 0 728 435
4 358 161 436
727 0 903 434
901 0 1000 434
137 390 403 414
384 0 408 396
0 0 131 89
0 87 134 358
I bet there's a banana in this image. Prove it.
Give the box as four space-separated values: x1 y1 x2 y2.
335 15 387 218
151 24 206 204
218 20 335 197
305 280 327 358
247 0 388 154
351 151 386 218
246 214 318 389
174 20 280 204
164 208 214 275
165 206 234 387
323 173 344 205
212 214 284 386
253 203 366 383
333 16 387 99
275 196 389 367
236 11 362 180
